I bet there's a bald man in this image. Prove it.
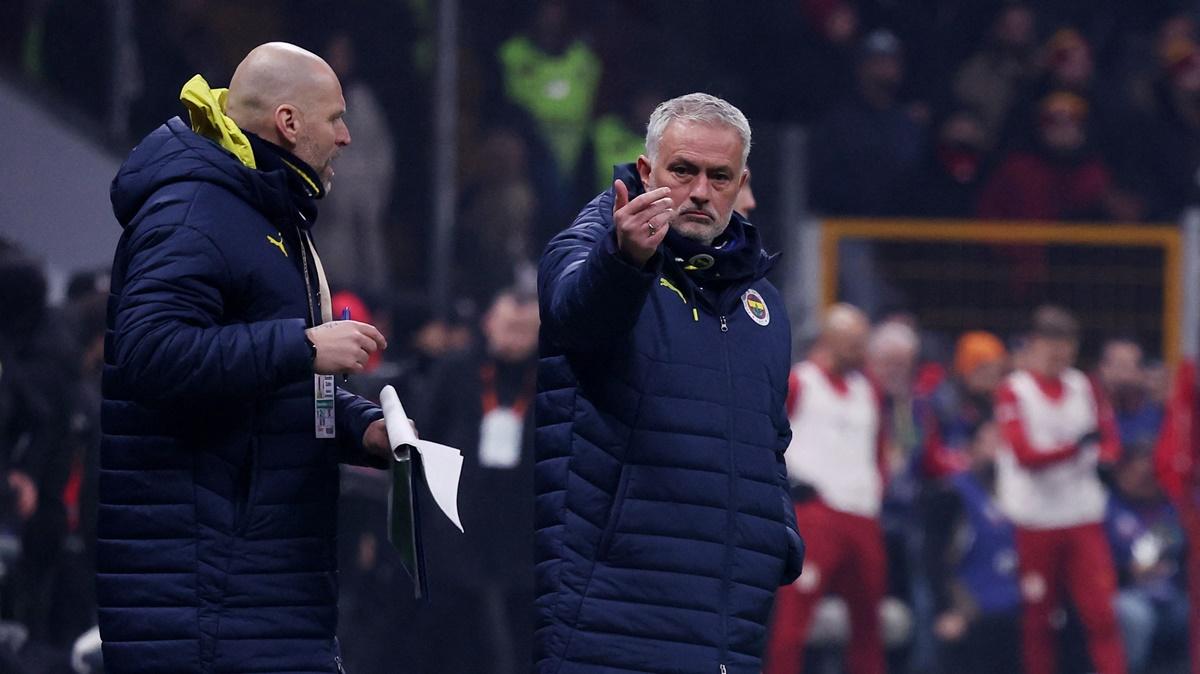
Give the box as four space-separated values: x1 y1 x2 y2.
765 304 889 674
100 43 393 673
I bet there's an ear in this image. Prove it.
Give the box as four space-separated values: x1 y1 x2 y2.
636 154 652 186
274 105 301 145
738 167 749 192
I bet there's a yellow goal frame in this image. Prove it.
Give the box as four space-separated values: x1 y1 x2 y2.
820 219 1183 365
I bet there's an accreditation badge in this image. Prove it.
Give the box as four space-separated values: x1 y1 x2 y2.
315 374 336 438
479 406 522 469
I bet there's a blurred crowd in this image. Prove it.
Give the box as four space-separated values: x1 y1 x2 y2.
2 0 1200 673
4 1 1200 306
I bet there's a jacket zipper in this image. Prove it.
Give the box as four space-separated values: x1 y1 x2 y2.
718 311 735 669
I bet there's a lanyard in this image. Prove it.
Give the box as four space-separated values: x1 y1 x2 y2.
295 220 333 326
480 362 535 417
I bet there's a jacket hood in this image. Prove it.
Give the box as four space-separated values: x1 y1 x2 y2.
111 117 298 229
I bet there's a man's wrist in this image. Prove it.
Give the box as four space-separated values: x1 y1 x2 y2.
303 330 317 362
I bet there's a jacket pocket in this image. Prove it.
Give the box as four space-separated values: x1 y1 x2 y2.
233 437 260 534
596 466 632 561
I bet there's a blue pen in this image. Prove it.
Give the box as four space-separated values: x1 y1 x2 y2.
341 306 351 383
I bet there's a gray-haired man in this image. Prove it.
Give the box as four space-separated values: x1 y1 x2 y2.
534 92 805 673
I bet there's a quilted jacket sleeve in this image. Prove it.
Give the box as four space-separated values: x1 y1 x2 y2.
774 375 805 584
538 192 660 352
335 389 387 468
111 222 313 404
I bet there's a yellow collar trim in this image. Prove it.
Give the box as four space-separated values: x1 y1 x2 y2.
280 158 321 196
179 74 256 169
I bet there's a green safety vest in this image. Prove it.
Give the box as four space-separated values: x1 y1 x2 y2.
592 114 645 191
498 35 601 175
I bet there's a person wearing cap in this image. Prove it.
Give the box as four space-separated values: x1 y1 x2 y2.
994 305 1126 674
977 90 1116 221
810 27 924 315
810 28 926 218
921 331 1009 474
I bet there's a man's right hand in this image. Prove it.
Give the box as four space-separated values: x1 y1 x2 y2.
306 321 387 375
614 182 673 268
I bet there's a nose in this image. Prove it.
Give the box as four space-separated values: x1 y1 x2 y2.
689 173 711 205
338 120 352 147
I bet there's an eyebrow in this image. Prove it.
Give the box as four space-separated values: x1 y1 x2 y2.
669 158 735 176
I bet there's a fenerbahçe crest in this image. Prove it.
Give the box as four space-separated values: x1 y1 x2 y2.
742 289 770 326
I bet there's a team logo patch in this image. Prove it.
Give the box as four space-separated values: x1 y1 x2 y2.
742 289 770 326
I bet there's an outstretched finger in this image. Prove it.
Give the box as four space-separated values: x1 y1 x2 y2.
624 187 672 215
613 179 629 213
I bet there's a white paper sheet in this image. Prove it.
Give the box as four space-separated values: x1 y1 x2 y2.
380 385 465 532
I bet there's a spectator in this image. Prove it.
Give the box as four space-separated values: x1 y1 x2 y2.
994 305 1126 674
953 2 1039 149
912 110 992 217
867 319 937 670
44 288 108 651
810 28 925 313
923 331 1009 473
1106 442 1189 674
1135 38 1200 218
317 31 396 297
0 248 75 652
868 320 922 518
923 421 1022 674
412 289 538 674
978 91 1116 221
810 28 927 216
739 0 859 124
586 86 662 194
497 0 602 182
456 127 540 306
1097 338 1165 448
767 304 887 674
1040 28 1096 95
1117 12 1198 117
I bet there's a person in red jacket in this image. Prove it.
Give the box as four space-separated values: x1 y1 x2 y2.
995 305 1125 674
977 91 1114 221
1153 358 1200 674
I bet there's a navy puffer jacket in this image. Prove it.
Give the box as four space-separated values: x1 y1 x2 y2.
535 165 805 674
98 118 382 673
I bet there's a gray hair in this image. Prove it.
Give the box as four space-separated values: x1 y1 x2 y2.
645 93 752 167
869 320 920 357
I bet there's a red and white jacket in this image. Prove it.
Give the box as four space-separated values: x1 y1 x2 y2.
785 361 884 518
995 367 1120 529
